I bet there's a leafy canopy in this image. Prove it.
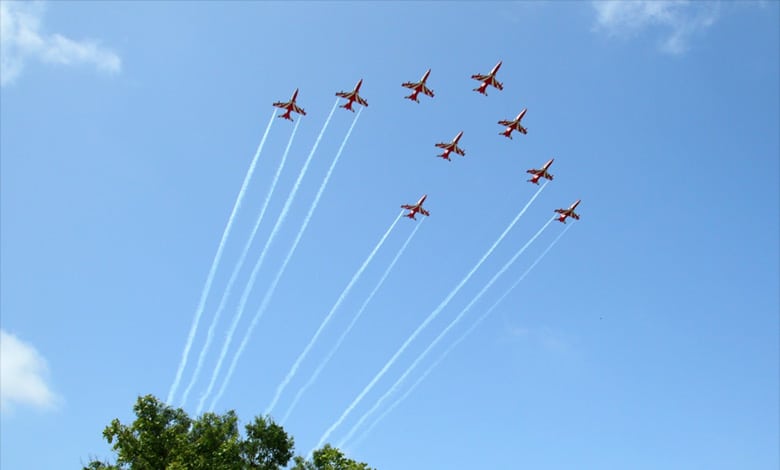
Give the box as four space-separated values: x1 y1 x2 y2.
83 394 373 470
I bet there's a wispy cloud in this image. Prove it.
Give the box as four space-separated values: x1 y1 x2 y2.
0 329 59 412
506 325 572 354
591 0 719 55
0 1 121 86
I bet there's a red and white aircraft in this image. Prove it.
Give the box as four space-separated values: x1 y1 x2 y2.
401 194 430 220
272 88 306 121
527 158 554 185
471 60 504 95
336 79 368 112
435 131 466 161
554 200 581 223
402 68 434 103
498 108 528 138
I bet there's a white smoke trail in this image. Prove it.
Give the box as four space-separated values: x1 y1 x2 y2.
313 181 548 451
339 216 557 447
266 209 404 416
167 110 275 405
196 100 338 414
208 107 364 412
281 218 425 424
349 223 573 448
180 119 301 407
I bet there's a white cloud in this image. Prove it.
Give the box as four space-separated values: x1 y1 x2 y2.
591 0 719 55
0 329 59 412
506 325 572 353
0 1 121 86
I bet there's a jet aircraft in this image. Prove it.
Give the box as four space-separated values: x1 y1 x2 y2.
272 88 306 121
498 108 528 138
336 79 368 111
402 69 434 102
527 158 554 185
401 194 430 220
471 60 504 95
435 131 466 161
554 200 581 223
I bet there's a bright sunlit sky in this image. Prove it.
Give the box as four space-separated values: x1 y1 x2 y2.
1 1 778 469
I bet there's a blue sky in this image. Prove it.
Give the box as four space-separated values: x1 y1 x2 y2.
1 1 778 469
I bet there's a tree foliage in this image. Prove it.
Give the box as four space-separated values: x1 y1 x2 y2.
291 444 375 470
83 394 372 470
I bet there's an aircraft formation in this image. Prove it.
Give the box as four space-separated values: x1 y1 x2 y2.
168 59 585 452
271 60 582 224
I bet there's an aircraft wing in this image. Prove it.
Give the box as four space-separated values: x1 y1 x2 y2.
554 208 567 215
401 81 418 90
422 85 434 97
491 79 504 90
570 212 580 220
272 101 289 109
471 73 490 81
453 145 465 156
401 204 416 210
355 95 368 106
434 142 449 149
498 119 516 127
292 104 306 115
419 208 430 216
336 91 353 99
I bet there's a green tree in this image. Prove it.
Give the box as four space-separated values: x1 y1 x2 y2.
291 444 375 470
83 395 371 470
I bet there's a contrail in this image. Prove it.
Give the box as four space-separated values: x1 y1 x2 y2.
167 110 275 405
349 223 573 449
314 181 548 451
282 218 425 424
180 119 301 407
196 100 338 414
208 107 364 412
339 216 557 447
266 209 404 416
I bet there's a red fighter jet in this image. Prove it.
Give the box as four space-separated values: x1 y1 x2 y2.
471 60 504 95
401 194 430 220
527 158 554 185
554 200 581 223
498 108 528 139
272 88 306 121
435 131 466 161
336 79 368 112
402 68 434 103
